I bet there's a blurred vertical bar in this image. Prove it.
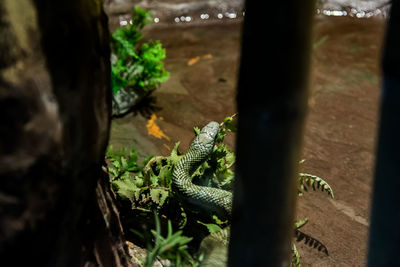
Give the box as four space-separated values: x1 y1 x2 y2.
228 1 315 266
367 2 400 266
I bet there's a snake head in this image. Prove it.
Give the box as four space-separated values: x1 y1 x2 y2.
197 121 220 149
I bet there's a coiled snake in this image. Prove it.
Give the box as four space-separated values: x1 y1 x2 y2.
172 121 232 220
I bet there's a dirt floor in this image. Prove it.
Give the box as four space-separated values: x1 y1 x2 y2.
109 16 386 266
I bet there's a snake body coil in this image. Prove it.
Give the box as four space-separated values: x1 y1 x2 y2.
172 121 232 219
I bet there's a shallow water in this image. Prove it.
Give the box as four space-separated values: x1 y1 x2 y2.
106 0 390 31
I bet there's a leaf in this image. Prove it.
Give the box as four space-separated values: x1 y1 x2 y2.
215 128 226 143
150 188 169 206
111 8 168 97
294 218 308 229
168 142 181 165
224 147 235 168
147 213 195 265
158 165 172 187
108 167 119 178
129 149 138 164
222 114 238 133
120 157 128 172
112 160 121 172
197 221 222 234
205 143 235 189
299 173 334 198
134 175 144 187
193 127 200 136
106 146 115 158
128 166 141 172
130 228 145 239
212 215 228 225
111 173 141 202
150 173 159 187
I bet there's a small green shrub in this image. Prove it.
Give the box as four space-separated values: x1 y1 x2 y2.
111 8 169 95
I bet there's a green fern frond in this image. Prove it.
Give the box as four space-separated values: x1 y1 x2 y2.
298 173 334 198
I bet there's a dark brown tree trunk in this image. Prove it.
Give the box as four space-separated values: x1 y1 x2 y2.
0 0 131 266
228 1 316 266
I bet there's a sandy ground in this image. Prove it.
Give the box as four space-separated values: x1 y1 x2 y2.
109 16 386 266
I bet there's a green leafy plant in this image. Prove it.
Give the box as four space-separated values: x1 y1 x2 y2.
298 172 334 198
197 215 230 247
106 116 236 216
106 115 333 266
106 146 154 206
107 146 173 210
293 216 329 257
192 115 237 190
131 212 199 267
111 7 169 95
290 162 334 266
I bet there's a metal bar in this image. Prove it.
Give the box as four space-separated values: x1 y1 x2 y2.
228 1 316 266
367 2 400 266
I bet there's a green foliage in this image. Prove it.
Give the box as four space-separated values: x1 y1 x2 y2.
106 146 142 174
197 215 230 246
106 116 236 216
192 115 237 190
293 166 333 261
106 114 334 265
216 114 237 143
196 221 222 235
197 215 227 235
107 146 169 210
106 144 181 213
298 173 334 198
133 213 199 266
111 8 169 95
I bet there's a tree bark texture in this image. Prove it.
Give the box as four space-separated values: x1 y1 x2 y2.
228 1 316 266
0 0 130 266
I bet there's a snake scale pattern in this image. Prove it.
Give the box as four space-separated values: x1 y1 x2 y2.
172 121 232 219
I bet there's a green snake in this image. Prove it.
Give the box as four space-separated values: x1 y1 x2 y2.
172 121 232 220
